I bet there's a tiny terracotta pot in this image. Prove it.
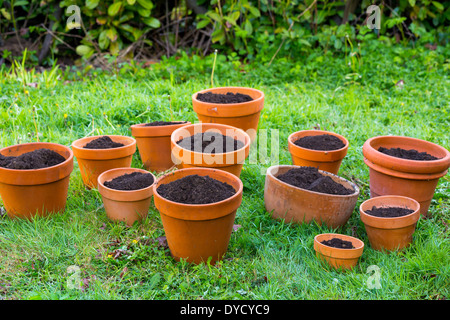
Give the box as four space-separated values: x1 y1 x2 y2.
288 130 349 175
153 167 243 265
314 233 364 270
71 135 136 189
362 136 450 216
97 167 156 226
0 142 73 219
130 121 190 173
359 195 421 252
264 165 359 229
192 87 264 141
171 123 251 177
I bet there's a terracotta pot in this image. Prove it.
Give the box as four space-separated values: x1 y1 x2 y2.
130 121 191 173
359 195 421 251
314 233 364 270
192 87 264 141
71 135 136 189
153 167 243 265
170 123 251 177
362 136 450 216
0 142 73 219
288 130 349 175
97 167 156 226
264 165 359 229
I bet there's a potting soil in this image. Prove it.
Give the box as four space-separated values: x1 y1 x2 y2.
104 172 154 191
378 146 439 161
293 134 345 151
0 148 66 170
365 206 414 218
176 132 244 154
83 136 125 149
196 92 253 104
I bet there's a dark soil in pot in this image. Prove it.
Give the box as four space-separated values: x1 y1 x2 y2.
321 238 355 249
365 206 414 218
196 92 253 104
0 148 66 169
144 121 187 126
176 132 244 154
294 134 345 151
157 174 235 204
83 136 124 149
276 167 354 195
103 172 154 191
378 147 439 161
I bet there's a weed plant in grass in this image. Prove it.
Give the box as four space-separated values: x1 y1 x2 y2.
0 42 449 300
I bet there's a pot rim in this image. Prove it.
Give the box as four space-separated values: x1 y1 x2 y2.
359 195 421 229
362 135 450 175
97 167 156 202
130 121 191 138
71 135 136 160
266 165 360 198
314 233 364 258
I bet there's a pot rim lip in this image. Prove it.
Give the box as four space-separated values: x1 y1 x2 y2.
153 167 244 208
0 142 74 173
98 167 156 193
192 86 265 106
266 165 360 198
314 233 365 252
359 195 421 223
171 123 251 157
71 135 136 152
362 136 450 174
288 130 349 154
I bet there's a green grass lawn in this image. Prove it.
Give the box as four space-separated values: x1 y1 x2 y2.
0 41 449 300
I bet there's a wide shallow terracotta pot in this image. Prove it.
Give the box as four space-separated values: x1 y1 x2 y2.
362 135 450 216
0 142 73 219
97 167 156 226
359 195 421 252
264 165 360 229
171 123 251 177
72 135 136 189
192 87 264 141
130 121 190 173
153 167 243 265
288 130 349 175
314 233 364 270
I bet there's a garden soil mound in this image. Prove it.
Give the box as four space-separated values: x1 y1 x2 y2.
83 136 124 149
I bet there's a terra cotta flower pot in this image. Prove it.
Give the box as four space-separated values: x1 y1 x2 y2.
97 167 156 226
359 195 421 252
192 87 264 141
153 167 243 265
314 233 364 270
0 142 73 219
264 165 359 229
362 135 450 216
288 130 349 175
170 123 250 177
71 135 136 189
130 121 190 173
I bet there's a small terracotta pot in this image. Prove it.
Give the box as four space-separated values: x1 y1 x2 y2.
170 123 251 177
130 121 191 172
264 165 359 229
153 167 243 265
97 167 156 226
359 195 421 251
192 87 264 141
71 135 136 189
362 136 450 216
288 130 349 175
0 142 73 219
314 233 364 270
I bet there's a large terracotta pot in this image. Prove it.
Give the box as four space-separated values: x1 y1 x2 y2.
153 167 243 265
130 121 190 173
192 87 264 141
170 123 251 177
288 130 349 175
264 165 359 229
71 135 136 189
314 233 364 270
0 142 73 219
359 195 421 251
362 135 450 216
97 167 156 226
